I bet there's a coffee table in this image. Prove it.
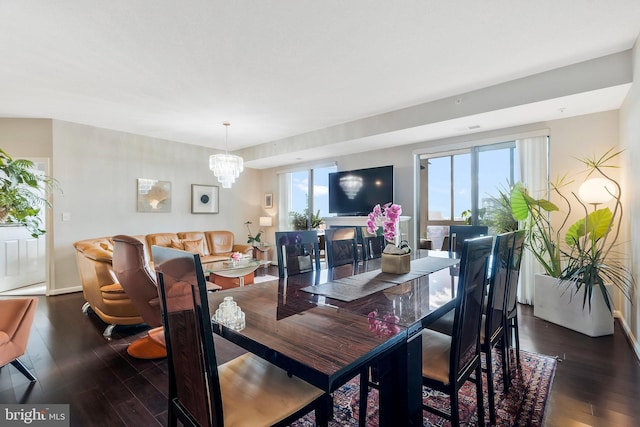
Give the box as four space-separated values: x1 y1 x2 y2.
206 258 271 288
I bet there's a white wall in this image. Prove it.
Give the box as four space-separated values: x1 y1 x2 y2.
619 34 640 356
0 118 52 157
50 121 262 293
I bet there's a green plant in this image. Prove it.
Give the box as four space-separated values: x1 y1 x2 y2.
460 207 486 226
483 184 519 234
510 148 634 312
0 149 58 237
244 221 262 245
289 208 324 230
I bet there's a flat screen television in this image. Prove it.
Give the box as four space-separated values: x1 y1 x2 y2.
328 165 394 215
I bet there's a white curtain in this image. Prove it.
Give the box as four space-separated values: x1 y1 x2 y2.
515 136 549 305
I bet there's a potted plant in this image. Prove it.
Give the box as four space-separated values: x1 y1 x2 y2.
510 148 634 336
244 221 262 246
367 202 411 274
0 149 57 238
289 208 324 231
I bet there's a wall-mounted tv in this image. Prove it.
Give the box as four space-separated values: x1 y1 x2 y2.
328 165 394 216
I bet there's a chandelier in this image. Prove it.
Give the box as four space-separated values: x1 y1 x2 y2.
209 122 244 188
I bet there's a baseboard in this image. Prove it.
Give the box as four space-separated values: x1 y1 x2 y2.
615 309 640 362
47 285 82 296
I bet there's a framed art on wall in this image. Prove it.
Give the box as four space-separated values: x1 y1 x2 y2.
264 193 273 209
137 178 171 212
192 184 219 214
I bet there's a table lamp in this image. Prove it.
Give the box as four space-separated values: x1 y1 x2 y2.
259 216 273 227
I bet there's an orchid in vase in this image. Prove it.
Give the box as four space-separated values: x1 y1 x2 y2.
367 202 411 254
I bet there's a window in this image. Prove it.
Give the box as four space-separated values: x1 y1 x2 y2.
279 165 336 230
420 142 518 249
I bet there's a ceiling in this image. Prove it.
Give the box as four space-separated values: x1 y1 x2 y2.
1 1 640 168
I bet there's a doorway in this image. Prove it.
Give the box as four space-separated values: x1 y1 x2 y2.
0 158 48 296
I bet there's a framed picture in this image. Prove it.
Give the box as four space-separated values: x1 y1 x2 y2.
137 178 171 212
264 192 273 209
192 184 219 214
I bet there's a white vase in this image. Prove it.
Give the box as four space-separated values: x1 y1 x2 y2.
533 273 614 337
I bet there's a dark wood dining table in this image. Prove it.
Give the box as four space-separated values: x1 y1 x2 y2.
208 250 459 426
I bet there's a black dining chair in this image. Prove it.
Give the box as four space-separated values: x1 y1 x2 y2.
360 226 386 261
449 225 489 257
421 235 492 427
152 245 330 427
324 227 360 269
505 229 526 371
481 231 514 424
274 230 321 278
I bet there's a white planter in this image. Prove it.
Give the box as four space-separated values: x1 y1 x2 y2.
533 273 614 337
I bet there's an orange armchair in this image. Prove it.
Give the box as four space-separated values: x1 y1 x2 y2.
0 297 38 382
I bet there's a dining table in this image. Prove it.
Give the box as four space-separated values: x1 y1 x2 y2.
208 250 460 426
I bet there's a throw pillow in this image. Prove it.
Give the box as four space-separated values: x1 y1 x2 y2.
169 239 184 250
169 238 204 256
182 239 204 255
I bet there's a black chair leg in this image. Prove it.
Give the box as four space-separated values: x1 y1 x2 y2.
358 368 369 427
513 316 521 368
485 348 496 425
450 388 460 427
475 363 485 427
500 336 510 393
10 359 37 382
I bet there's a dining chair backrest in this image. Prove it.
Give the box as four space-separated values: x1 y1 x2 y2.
324 227 359 268
152 245 223 427
360 226 386 261
485 232 514 344
451 235 492 385
112 234 162 328
275 230 321 278
506 229 526 318
449 225 489 257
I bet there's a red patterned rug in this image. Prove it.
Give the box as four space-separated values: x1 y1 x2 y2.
290 349 556 426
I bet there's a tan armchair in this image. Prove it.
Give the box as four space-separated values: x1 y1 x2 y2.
112 235 166 359
0 297 38 382
74 237 145 338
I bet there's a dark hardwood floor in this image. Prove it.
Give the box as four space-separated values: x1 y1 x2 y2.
2 269 640 426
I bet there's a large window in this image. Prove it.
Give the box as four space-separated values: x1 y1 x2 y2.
280 165 336 230
420 141 518 249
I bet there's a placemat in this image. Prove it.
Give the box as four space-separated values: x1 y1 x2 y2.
301 256 459 302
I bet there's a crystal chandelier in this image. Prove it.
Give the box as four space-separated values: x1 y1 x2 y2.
209 122 244 188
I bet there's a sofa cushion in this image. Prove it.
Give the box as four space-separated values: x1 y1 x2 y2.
169 238 205 256
177 232 209 255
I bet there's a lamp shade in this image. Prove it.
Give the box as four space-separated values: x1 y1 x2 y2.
259 216 273 227
578 178 617 205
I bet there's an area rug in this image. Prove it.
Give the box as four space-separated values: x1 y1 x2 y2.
290 349 556 426
254 274 279 284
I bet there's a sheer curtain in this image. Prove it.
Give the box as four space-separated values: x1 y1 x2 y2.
515 136 549 305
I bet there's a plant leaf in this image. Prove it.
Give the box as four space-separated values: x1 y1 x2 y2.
510 185 529 221
565 207 613 246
